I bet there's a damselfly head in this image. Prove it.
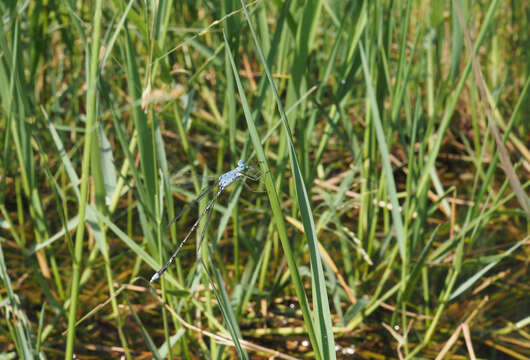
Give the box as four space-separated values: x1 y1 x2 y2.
237 159 248 170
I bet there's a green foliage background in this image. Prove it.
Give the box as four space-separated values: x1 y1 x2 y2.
0 0 529 359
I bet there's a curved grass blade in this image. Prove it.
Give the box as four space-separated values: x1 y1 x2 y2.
200 258 249 360
449 236 527 301
236 1 337 355
123 291 162 360
225 10 336 357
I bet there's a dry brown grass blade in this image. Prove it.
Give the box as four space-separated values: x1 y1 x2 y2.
462 323 477 360
69 278 300 359
284 215 430 321
454 0 530 214
284 215 358 304
80 280 302 359
483 339 530 360
435 296 488 360
434 324 462 360
154 287 301 360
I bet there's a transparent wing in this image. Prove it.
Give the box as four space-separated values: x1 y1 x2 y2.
166 181 218 228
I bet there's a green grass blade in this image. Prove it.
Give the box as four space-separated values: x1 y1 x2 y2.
203 259 249 360
449 236 527 301
0 240 39 358
230 1 337 355
123 26 157 216
123 291 162 360
224 32 325 358
65 0 104 356
415 0 500 204
359 43 407 264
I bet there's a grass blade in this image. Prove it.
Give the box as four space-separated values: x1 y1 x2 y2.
229 1 337 355
449 236 527 300
65 0 104 356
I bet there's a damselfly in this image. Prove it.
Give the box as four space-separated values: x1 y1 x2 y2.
150 159 260 282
